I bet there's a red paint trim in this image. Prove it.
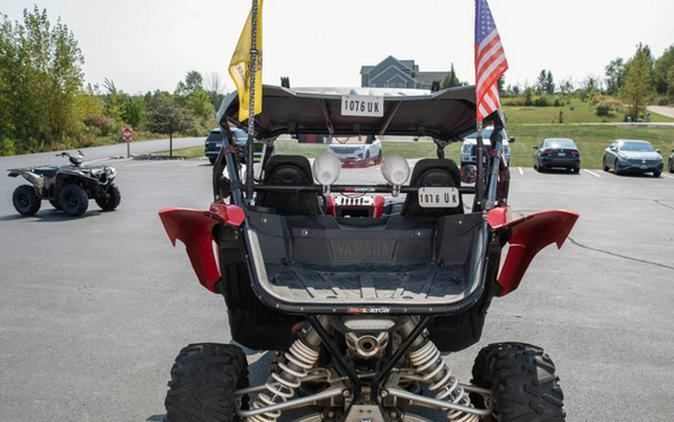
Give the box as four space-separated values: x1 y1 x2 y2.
158 203 245 293
373 195 385 218
490 209 579 296
326 196 336 217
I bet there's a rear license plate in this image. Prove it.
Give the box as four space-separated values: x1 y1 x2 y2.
341 95 384 117
418 187 460 208
558 153 566 157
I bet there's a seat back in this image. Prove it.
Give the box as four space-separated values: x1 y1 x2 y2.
256 155 321 216
401 159 463 218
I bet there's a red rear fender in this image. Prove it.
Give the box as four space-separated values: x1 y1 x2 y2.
158 203 244 293
488 207 579 296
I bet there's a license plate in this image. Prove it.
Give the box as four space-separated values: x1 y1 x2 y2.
639 165 648 169
418 187 460 208
341 95 384 117
558 153 566 157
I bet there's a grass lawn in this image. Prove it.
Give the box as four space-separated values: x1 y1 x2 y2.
168 124 674 170
503 98 674 124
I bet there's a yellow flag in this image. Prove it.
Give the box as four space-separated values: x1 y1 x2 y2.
228 0 263 122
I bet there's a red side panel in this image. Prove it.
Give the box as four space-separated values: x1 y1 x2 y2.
158 204 245 293
488 208 579 296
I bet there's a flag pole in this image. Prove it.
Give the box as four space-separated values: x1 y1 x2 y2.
245 0 259 202
475 118 485 210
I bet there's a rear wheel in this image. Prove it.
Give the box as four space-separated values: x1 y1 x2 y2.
572 167 580 174
209 156 217 165
165 343 248 422
471 342 565 422
12 185 41 216
59 184 89 217
95 184 121 211
653 170 661 178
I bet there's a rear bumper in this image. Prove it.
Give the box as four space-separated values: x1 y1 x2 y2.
539 157 580 168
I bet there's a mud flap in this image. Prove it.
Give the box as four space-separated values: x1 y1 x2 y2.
488 208 579 296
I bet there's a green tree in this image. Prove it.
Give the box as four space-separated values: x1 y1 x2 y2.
622 43 655 120
545 70 555 94
653 45 674 95
176 70 204 97
667 63 674 99
536 70 547 94
185 90 215 131
440 63 461 89
605 57 625 95
0 7 84 153
122 96 146 129
146 95 195 157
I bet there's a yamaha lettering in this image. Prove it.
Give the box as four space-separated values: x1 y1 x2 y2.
341 95 384 117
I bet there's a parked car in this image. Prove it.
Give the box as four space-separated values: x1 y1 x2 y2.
602 139 663 177
7 151 120 217
460 127 514 184
533 138 581 173
205 127 263 165
669 149 674 173
327 135 382 167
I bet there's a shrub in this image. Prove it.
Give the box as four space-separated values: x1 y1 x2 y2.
595 103 612 117
1 138 17 156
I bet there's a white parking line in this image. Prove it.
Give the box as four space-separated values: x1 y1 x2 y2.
518 167 524 176
583 169 601 178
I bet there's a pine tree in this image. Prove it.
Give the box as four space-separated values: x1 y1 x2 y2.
440 64 461 89
622 43 655 120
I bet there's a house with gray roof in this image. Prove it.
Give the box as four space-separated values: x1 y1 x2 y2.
360 56 449 90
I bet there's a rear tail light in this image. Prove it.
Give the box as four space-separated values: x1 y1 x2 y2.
542 149 554 156
571 150 579 157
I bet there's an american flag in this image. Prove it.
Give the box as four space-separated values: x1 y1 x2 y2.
475 0 508 122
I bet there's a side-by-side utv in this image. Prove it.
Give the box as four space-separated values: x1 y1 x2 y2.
159 85 578 421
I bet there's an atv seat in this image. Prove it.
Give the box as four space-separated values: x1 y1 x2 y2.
402 159 463 218
256 155 321 216
33 167 58 179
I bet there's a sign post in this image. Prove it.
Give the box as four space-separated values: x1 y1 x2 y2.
122 127 133 158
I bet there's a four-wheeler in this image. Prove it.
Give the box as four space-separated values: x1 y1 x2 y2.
159 85 577 422
8 151 120 217
460 127 513 184
603 139 664 177
533 138 581 173
328 135 383 167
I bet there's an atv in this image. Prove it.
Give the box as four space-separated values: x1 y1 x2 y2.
159 85 578 421
8 151 121 217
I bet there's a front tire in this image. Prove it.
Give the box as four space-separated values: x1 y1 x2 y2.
165 343 249 422
603 157 609 172
614 160 621 175
13 185 41 216
653 170 661 178
59 184 89 217
471 342 565 421
95 184 121 211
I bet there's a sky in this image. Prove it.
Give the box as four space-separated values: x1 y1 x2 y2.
2 0 674 94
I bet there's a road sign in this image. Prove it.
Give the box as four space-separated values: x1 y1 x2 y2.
122 127 133 142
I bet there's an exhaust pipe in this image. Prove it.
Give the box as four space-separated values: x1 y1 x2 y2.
346 332 388 359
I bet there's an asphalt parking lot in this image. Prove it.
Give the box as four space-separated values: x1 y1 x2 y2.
1 148 674 421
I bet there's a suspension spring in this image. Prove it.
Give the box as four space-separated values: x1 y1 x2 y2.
408 340 478 422
246 338 320 422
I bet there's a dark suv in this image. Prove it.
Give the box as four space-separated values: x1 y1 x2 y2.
205 127 263 165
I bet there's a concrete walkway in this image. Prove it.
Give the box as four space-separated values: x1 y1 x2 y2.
648 105 674 119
